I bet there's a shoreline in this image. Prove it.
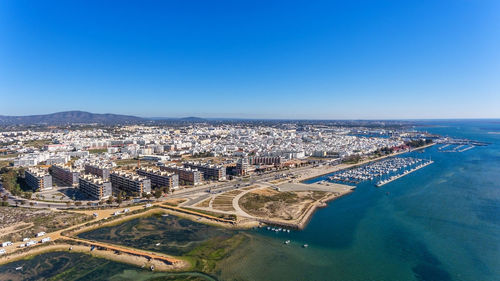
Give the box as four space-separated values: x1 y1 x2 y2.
300 143 436 182
0 144 435 271
252 187 355 230
0 243 189 271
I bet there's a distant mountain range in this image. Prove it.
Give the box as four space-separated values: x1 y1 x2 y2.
0 111 145 125
0 111 210 125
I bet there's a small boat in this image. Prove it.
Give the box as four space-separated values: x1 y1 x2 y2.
287 229 290 233
15 266 23 271
284 240 291 245
155 243 161 246
303 244 309 248
150 265 155 271
162 214 169 217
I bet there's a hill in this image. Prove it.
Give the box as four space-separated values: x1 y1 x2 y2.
0 111 145 125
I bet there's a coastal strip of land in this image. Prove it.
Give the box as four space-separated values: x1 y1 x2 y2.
298 142 436 182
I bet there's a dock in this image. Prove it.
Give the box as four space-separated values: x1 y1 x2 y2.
375 160 434 187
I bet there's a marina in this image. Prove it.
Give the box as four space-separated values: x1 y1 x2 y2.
375 160 434 187
327 157 432 186
439 144 475 153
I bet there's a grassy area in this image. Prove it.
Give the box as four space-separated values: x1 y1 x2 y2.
88 148 108 154
195 198 211 208
0 207 93 242
0 153 19 159
0 160 11 169
239 189 327 220
22 139 53 148
240 191 299 212
185 233 248 273
181 207 236 221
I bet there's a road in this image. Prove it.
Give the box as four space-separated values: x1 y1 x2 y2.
0 162 327 210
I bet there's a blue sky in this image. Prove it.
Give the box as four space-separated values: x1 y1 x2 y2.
1 0 499 119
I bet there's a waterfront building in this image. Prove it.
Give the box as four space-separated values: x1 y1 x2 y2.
110 171 151 195
184 162 226 181
49 164 79 186
159 164 203 185
78 174 112 200
24 168 52 191
136 167 179 190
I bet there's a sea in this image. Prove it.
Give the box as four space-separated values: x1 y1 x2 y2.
0 120 499 281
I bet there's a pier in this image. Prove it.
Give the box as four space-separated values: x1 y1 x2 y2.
375 160 434 187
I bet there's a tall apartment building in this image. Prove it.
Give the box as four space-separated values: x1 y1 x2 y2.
183 162 226 181
136 167 179 190
49 164 79 186
159 164 203 185
78 174 112 200
84 164 111 180
248 156 283 166
24 168 52 191
236 158 249 176
110 171 151 195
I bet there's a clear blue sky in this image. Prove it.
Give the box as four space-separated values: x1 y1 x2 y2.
1 0 499 119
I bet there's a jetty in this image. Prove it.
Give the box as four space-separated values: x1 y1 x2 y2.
375 160 434 187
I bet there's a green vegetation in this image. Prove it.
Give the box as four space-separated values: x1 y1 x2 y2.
88 148 108 154
374 146 394 157
0 167 32 198
342 154 362 164
240 191 299 212
181 207 237 221
191 151 214 158
406 139 433 148
0 160 11 169
22 139 53 148
0 207 93 241
185 234 248 273
0 153 19 159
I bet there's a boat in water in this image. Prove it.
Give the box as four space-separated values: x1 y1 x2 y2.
284 240 291 245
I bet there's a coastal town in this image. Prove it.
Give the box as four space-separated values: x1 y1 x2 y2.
0 120 439 271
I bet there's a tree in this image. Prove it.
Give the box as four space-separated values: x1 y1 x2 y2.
75 201 82 206
107 197 114 205
161 186 170 194
116 192 123 205
153 189 162 199
2 194 8 202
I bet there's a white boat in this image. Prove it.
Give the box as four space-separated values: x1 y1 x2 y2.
284 240 291 245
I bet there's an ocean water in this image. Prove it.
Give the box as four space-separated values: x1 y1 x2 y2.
1 120 499 281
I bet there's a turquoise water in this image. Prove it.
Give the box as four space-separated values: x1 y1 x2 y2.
1 120 499 281
231 120 499 281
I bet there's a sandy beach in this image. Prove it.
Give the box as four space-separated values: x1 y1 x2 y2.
0 243 189 271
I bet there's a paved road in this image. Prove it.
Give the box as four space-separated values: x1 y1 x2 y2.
0 163 321 210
